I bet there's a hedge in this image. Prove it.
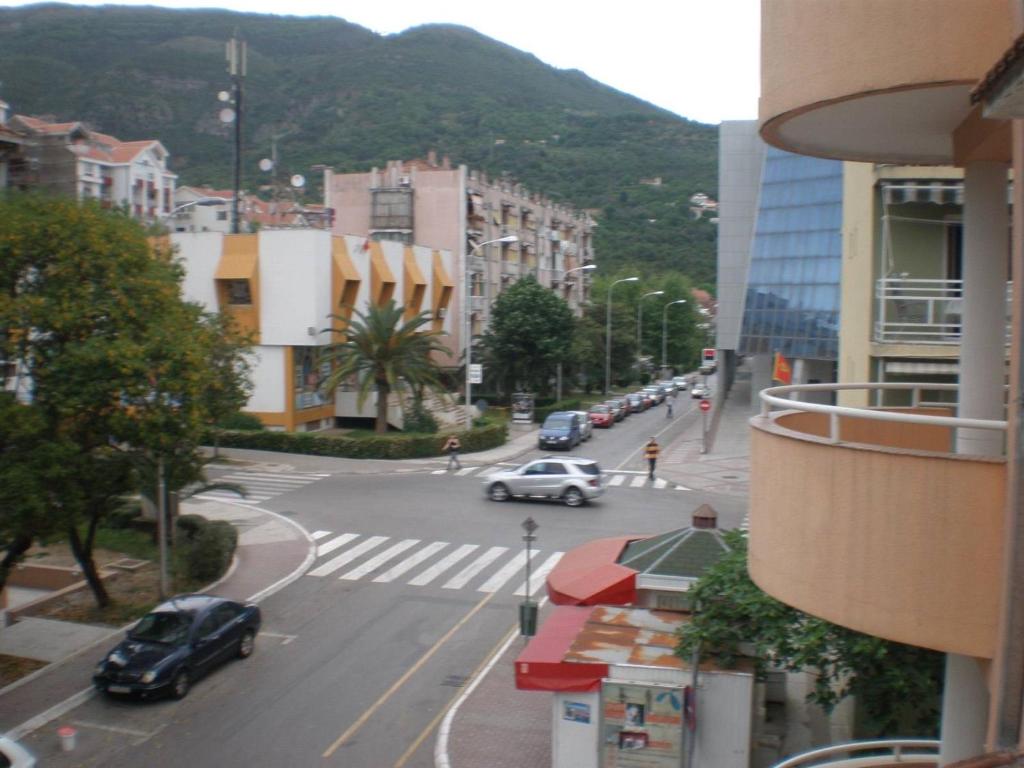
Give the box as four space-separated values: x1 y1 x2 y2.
175 514 238 584
204 420 508 460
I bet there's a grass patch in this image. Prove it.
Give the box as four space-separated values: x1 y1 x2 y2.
93 527 159 562
0 655 48 688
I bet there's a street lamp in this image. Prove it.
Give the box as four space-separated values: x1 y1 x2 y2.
605 276 639 393
164 196 230 227
465 234 518 428
662 299 687 372
637 290 664 360
563 263 597 282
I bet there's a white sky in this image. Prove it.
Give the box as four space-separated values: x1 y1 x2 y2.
4 0 761 124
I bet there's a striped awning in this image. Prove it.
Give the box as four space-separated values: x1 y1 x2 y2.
885 361 960 375
881 181 963 206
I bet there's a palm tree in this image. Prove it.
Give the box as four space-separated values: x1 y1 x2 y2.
319 300 450 434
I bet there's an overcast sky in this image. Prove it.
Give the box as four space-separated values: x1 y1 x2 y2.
3 0 761 124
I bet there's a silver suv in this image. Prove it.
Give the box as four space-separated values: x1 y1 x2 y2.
482 456 605 507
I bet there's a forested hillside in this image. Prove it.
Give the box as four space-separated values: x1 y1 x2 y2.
0 4 719 287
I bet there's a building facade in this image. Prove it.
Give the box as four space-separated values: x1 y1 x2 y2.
751 1 1021 765
324 155 596 368
173 230 456 432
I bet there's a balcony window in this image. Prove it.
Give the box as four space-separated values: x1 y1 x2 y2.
370 188 413 232
225 279 252 305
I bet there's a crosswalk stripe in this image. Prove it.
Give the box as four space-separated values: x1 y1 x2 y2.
431 469 447 475
455 467 476 476
376 542 451 583
630 476 647 488
443 546 509 590
478 550 530 593
405 544 477 586
340 539 420 580
608 475 625 487
219 471 326 482
513 552 563 597
311 530 331 540
308 536 389 578
653 478 668 489
195 493 269 502
317 533 359 558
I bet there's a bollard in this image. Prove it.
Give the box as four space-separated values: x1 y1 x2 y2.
58 725 77 752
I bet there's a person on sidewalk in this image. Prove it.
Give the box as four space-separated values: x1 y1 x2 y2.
443 434 463 471
666 393 675 418
644 436 660 480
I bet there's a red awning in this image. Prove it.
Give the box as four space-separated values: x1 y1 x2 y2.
546 536 638 606
515 606 609 692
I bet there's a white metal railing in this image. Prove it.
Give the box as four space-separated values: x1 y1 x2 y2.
759 382 1006 454
874 277 1011 344
501 260 519 276
469 295 486 312
772 739 940 768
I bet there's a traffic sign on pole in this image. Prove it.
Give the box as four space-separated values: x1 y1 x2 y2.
699 399 711 412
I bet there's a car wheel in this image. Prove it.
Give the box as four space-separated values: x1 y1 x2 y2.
238 629 256 659
489 483 510 502
170 668 191 700
563 487 585 507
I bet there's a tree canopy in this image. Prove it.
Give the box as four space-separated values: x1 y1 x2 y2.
676 530 943 737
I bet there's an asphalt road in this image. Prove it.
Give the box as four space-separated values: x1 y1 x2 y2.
22 394 744 767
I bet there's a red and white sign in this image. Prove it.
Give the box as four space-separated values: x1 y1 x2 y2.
699 399 711 412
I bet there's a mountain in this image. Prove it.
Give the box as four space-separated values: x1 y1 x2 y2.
0 4 720 287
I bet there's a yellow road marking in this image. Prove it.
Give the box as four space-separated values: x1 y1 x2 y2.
391 622 519 767
322 591 498 759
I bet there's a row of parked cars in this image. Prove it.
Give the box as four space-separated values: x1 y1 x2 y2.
537 376 695 450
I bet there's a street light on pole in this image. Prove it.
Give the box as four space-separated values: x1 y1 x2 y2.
465 234 518 429
662 299 687 373
605 276 639 394
637 290 664 361
163 196 231 230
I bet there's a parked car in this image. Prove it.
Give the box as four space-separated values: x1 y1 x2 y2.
538 411 582 450
0 736 35 767
94 595 261 700
483 456 605 507
570 411 594 442
636 390 655 409
625 393 647 413
657 380 678 394
588 404 614 428
642 385 665 405
604 399 626 421
691 383 711 399
672 376 689 392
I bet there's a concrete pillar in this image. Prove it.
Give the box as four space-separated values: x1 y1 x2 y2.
940 161 1009 765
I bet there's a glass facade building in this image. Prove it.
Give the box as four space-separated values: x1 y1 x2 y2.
739 149 843 361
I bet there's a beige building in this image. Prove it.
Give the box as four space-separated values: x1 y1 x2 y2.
751 1 1023 766
323 154 596 367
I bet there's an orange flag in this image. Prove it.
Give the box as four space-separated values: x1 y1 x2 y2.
772 351 792 385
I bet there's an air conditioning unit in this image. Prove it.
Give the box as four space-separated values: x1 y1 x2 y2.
398 175 411 187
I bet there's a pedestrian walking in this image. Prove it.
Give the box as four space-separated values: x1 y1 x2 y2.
644 436 660 480
666 393 675 418
443 434 463 471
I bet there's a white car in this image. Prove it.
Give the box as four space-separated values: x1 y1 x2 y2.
691 383 711 399
672 376 689 391
0 736 36 767
570 411 594 441
482 456 605 507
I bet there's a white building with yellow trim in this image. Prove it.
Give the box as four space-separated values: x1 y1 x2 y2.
173 230 455 432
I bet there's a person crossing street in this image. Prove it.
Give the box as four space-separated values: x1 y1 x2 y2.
666 392 675 418
644 436 660 480
443 434 463 471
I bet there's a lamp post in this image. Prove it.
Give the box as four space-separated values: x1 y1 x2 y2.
637 290 664 362
519 516 539 636
465 234 518 428
605 277 639 394
556 264 596 401
662 299 687 373
163 196 231 230
226 31 247 235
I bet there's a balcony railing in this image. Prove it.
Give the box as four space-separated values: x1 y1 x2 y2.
467 255 486 272
874 277 1012 345
469 295 486 312
501 260 519 277
772 738 939 768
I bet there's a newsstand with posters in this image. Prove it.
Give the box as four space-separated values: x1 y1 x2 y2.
512 392 535 424
601 681 683 768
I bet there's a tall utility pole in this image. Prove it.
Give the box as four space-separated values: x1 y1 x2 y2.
226 31 247 235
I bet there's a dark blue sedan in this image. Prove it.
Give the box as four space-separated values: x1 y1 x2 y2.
93 594 261 700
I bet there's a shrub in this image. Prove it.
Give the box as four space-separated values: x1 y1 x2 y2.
403 400 440 434
175 514 238 584
216 412 265 431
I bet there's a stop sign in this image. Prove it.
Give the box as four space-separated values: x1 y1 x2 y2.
699 399 711 412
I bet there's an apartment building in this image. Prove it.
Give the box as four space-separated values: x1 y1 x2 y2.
324 154 596 365
750 1 1022 765
5 112 176 220
172 186 333 233
173 230 455 432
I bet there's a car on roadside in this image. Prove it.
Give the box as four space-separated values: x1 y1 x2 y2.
0 736 35 768
569 411 594 442
604 398 627 421
657 380 678 394
588 404 614 428
691 383 711 399
93 594 261 700
642 385 665 405
672 376 689 392
538 411 582 450
625 393 647 413
482 456 605 507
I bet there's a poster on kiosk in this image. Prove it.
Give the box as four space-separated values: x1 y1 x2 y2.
600 681 684 767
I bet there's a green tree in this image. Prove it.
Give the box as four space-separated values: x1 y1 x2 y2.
319 300 449 434
478 275 574 396
677 530 943 737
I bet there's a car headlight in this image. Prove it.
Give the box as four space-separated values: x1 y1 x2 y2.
140 670 158 684
558 436 568 441
95 662 106 675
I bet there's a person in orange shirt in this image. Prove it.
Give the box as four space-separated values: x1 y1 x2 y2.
644 437 660 480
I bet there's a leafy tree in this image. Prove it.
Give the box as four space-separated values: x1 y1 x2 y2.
477 276 574 396
319 300 450 434
677 530 943 737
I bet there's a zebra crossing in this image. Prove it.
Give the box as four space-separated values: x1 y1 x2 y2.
432 464 692 491
194 469 330 505
305 530 563 597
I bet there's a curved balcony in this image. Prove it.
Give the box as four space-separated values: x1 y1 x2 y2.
749 383 1005 658
759 0 1013 163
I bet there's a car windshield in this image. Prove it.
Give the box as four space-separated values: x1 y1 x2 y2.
129 611 193 644
575 463 601 475
545 417 572 428
590 405 609 413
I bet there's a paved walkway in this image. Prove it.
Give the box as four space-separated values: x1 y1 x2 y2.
0 380 754 765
